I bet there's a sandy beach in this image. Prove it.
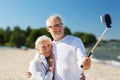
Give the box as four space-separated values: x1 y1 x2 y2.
0 48 120 80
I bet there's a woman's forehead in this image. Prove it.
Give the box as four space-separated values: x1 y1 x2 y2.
39 40 51 45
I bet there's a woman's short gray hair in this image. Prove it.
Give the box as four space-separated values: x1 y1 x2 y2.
46 15 62 27
35 35 51 48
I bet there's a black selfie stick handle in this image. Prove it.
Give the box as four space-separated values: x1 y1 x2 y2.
88 52 92 57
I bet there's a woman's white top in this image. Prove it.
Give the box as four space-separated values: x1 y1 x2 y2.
29 53 53 80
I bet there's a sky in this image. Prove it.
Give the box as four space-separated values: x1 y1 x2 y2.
0 0 120 40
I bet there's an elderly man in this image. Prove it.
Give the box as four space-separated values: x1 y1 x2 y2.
46 15 91 80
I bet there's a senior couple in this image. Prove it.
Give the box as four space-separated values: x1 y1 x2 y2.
27 15 91 80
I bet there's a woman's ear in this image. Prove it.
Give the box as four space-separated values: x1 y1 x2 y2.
35 48 39 52
47 28 50 32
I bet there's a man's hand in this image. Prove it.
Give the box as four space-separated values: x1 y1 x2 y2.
48 58 54 73
26 71 32 79
81 56 91 70
49 66 54 73
80 71 85 80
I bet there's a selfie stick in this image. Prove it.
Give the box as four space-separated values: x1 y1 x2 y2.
88 14 112 57
81 14 112 68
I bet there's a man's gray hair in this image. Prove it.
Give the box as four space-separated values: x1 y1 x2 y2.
46 15 62 27
35 35 51 48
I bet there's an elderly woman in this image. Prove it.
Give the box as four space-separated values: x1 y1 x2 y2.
28 35 54 80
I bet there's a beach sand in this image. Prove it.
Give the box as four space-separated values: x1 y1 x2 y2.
0 48 120 80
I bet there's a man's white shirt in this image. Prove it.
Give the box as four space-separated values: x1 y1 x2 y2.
52 35 86 80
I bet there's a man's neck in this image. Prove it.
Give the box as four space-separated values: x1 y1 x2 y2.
54 35 65 41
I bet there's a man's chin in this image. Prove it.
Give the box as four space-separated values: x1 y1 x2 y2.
55 33 64 38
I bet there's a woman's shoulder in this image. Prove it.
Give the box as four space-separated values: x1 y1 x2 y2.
29 59 39 67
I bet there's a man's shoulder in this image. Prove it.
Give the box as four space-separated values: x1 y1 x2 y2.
66 35 80 40
60 35 81 45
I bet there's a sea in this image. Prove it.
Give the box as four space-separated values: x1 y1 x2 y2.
0 42 120 66
86 41 120 67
